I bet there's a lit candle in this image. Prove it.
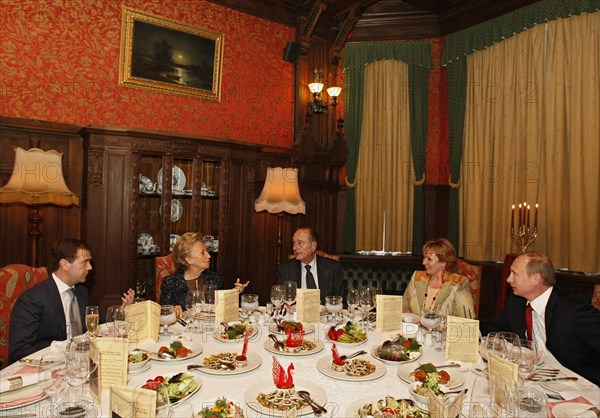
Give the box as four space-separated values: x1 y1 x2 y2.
527 205 531 229
535 203 539 229
518 204 522 228
511 205 515 229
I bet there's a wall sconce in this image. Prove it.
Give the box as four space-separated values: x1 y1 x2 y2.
0 147 80 266
308 68 341 115
255 167 306 268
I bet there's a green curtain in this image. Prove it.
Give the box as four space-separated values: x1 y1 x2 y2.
342 41 431 253
443 0 599 249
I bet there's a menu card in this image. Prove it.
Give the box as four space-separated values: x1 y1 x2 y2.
375 295 402 332
428 387 465 418
110 386 156 418
444 315 480 363
295 289 320 323
215 289 240 324
125 300 160 344
488 352 518 408
89 338 128 402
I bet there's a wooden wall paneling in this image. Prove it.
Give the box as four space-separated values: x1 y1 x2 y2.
423 184 449 242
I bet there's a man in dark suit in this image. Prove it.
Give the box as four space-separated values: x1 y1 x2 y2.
8 238 134 364
480 252 600 386
276 227 344 304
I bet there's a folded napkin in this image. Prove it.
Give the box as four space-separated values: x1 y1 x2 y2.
50 339 70 352
0 366 48 393
560 390 600 406
549 396 592 418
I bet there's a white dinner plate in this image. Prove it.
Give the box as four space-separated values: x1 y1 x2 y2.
196 351 262 375
268 322 315 335
370 346 423 365
263 339 325 356
244 380 327 417
539 380 588 393
137 233 153 248
316 356 386 382
396 363 465 389
471 364 488 377
324 334 368 347
157 165 186 191
552 402 596 418
346 396 430 418
138 339 203 362
0 383 47 411
213 324 258 343
141 372 201 407
128 362 151 375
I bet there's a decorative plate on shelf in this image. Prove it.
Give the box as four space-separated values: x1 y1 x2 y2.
159 200 183 222
138 233 153 249
170 234 180 251
157 166 186 191
139 175 153 193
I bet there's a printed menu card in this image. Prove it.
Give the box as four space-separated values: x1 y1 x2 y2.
428 387 465 418
295 289 320 323
110 386 156 418
215 289 240 324
375 295 403 332
125 300 160 344
444 315 480 362
90 338 128 402
488 352 519 408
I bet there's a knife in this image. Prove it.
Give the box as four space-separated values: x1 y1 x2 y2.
19 358 63 366
532 376 578 382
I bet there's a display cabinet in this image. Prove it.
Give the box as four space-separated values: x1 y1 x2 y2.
82 126 259 312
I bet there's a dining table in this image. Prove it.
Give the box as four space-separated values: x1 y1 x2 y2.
1 311 598 418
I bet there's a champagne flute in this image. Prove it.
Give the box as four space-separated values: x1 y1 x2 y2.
271 284 284 320
283 281 297 320
85 306 99 337
347 289 359 320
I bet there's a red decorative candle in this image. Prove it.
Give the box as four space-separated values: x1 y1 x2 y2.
518 204 523 228
535 203 539 228
511 205 515 229
527 205 531 229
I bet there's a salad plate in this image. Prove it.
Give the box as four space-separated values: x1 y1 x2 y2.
157 165 186 191
141 372 200 407
199 398 244 418
325 335 368 347
263 339 324 356
214 323 258 343
325 322 368 346
268 321 315 335
196 351 262 375
316 356 386 382
128 362 151 375
397 363 465 389
371 345 422 365
244 380 327 417
346 396 430 418
139 340 203 362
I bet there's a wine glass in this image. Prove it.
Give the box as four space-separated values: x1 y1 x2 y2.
358 287 374 330
204 284 217 318
325 296 343 323
85 306 99 337
38 352 68 403
241 294 259 322
283 281 297 320
511 339 543 385
106 305 127 337
347 289 359 320
420 307 441 345
492 332 520 360
270 284 284 320
66 337 97 398
159 305 176 336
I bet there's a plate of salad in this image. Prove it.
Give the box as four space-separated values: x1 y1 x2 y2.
268 320 315 335
199 397 245 417
371 335 422 365
325 321 368 346
141 372 200 406
214 322 258 343
141 339 203 362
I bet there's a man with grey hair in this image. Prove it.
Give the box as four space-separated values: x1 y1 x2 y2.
481 252 600 385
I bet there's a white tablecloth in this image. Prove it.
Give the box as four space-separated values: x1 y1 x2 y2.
1 317 598 417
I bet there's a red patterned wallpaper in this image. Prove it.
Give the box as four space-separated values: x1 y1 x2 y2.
0 1 295 147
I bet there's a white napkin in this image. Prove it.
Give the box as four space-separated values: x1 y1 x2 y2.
50 339 69 352
560 391 600 406
0 371 48 393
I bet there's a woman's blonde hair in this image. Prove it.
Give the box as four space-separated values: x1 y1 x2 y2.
422 238 457 273
172 232 206 270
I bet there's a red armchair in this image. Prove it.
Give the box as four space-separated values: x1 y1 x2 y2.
455 258 482 318
155 254 176 302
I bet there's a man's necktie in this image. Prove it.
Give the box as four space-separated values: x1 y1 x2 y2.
67 288 83 338
525 303 533 341
305 265 317 289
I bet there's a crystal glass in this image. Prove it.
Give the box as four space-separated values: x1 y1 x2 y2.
270 284 284 320
241 293 259 321
507 386 548 417
106 305 127 337
65 337 98 398
492 332 520 360
159 305 176 336
325 296 343 322
38 352 67 403
85 306 99 337
204 284 217 317
358 287 374 330
283 281 297 320
511 339 543 384
347 289 359 320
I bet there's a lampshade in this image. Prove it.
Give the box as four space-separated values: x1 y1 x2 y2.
308 82 324 94
255 167 305 215
326 86 341 97
0 147 80 206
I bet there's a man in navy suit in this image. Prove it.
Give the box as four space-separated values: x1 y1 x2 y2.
8 238 134 364
276 227 344 304
480 252 600 386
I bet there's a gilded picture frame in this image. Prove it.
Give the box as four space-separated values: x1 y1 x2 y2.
119 6 223 101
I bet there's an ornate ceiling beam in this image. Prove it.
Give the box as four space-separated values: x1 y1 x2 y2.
299 0 331 53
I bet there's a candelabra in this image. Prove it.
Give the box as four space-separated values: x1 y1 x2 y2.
510 224 538 254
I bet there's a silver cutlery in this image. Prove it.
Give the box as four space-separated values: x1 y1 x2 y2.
268 334 285 351
297 390 327 415
530 376 578 382
19 358 63 366
440 388 469 396
340 350 367 361
187 362 235 371
133 347 175 360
